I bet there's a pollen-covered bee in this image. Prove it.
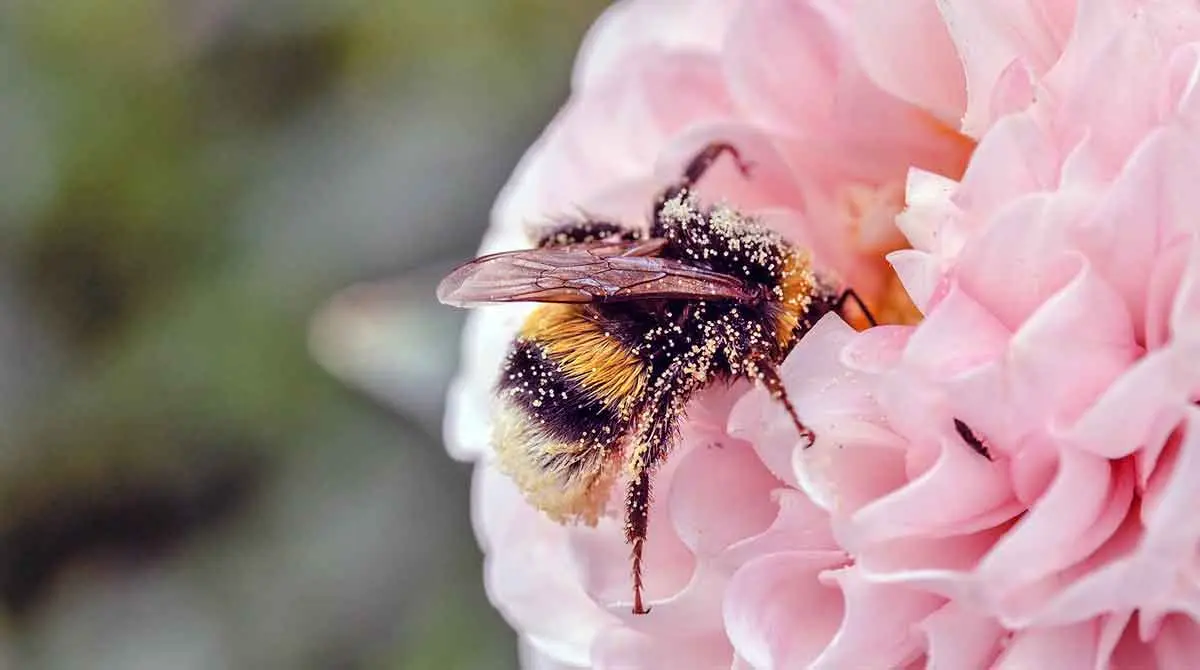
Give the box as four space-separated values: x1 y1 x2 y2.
438 143 874 614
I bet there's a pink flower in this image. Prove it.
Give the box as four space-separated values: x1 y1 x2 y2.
441 0 1200 667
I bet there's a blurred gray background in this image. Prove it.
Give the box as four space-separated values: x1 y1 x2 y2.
0 1 610 667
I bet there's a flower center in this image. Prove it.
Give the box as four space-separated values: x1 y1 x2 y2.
833 180 923 326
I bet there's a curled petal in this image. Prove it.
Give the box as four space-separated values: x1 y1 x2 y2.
951 114 1059 221
1059 343 1198 467
722 0 842 132
723 551 850 669
573 0 739 91
919 600 1004 670
948 258 1140 451
480 468 617 665
954 195 1077 330
591 626 732 670
994 621 1098 670
977 450 1134 623
811 567 943 669
848 432 1019 546
852 0 966 125
1153 615 1200 669
937 0 1074 136
667 433 782 559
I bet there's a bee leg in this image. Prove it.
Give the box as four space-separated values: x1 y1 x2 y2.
623 392 682 615
653 142 752 215
624 462 654 615
754 362 816 448
834 289 878 327
534 219 640 248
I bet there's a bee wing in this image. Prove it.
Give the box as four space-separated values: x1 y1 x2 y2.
437 239 757 307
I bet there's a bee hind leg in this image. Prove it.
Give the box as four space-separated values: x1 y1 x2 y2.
624 463 654 615
623 394 682 615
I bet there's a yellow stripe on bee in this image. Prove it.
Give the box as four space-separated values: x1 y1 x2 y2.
774 250 817 351
519 305 647 416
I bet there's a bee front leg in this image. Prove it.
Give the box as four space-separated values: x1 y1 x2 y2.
533 219 640 248
653 142 752 220
753 362 816 448
834 288 878 327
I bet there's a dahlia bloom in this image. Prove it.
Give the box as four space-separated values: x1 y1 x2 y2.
442 0 1200 667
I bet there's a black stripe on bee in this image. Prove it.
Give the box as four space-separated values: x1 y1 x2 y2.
498 340 628 445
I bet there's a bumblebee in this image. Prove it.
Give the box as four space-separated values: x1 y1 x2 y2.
438 143 874 614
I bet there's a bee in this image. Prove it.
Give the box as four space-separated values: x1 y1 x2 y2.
438 143 875 614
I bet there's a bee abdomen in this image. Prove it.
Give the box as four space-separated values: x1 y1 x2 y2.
498 340 625 443
492 338 634 525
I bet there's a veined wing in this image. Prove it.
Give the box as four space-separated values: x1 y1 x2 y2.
436 239 757 307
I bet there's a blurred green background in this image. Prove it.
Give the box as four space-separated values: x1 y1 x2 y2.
1 1 609 667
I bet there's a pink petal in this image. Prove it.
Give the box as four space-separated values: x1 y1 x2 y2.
520 638 587 670
937 0 1074 136
948 259 1139 450
480 469 617 665
989 58 1035 120
995 621 1097 670
898 168 965 255
872 291 1012 460
497 49 736 228
954 196 1078 330
951 113 1059 221
723 551 851 669
1070 128 1197 342
568 496 695 614
840 325 911 375
1049 7 1200 175
903 284 1011 381
667 432 782 559
796 428 910 517
919 600 1004 669
730 316 896 492
976 450 1133 622
722 0 842 132
812 567 943 668
1153 615 1200 669
1098 611 1158 670
1167 43 1200 123
1059 344 1196 465
1011 496 1143 626
850 528 1008 600
851 0 966 125
445 300 536 461
725 489 840 561
472 463 526 553
653 122 805 212
1170 238 1200 341
1011 259 1139 427
888 250 943 315
1008 437 1060 505
849 431 1019 544
572 0 739 91
590 626 732 670
1146 239 1192 350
